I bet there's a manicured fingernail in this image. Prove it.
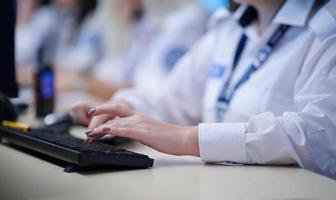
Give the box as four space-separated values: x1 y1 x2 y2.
87 107 96 116
87 128 97 137
85 129 93 135
103 127 111 133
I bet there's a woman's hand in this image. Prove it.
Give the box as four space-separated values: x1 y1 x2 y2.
70 101 134 128
70 102 93 126
86 114 200 157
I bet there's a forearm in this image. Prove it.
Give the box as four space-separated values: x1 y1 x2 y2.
182 126 200 157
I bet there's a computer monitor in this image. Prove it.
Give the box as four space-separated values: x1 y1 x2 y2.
0 0 18 98
0 0 18 121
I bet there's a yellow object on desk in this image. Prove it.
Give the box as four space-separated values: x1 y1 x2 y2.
1 120 31 132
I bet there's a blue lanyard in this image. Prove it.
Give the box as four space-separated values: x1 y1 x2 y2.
232 34 248 72
216 24 290 121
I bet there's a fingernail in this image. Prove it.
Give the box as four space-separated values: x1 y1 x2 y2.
103 127 111 133
87 128 97 137
85 129 93 135
87 107 96 116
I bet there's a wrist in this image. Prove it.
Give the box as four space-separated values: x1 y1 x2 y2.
182 126 200 157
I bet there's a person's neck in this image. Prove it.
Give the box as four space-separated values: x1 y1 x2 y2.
251 0 285 34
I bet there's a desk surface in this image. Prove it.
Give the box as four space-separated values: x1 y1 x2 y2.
1 128 336 200
2 92 336 200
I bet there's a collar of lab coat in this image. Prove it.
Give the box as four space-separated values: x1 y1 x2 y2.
273 0 315 27
209 0 336 39
233 0 316 28
208 8 231 29
309 0 336 41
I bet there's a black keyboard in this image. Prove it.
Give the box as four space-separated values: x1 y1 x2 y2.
0 126 154 172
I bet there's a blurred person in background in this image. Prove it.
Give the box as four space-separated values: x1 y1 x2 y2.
15 0 231 102
84 0 229 100
129 0 239 95
33 0 148 98
50 0 99 93
15 0 50 85
15 0 98 89
53 0 99 72
54 0 202 100
80 0 152 100
131 0 211 87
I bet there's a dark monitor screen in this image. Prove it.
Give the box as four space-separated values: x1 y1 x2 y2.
0 0 18 98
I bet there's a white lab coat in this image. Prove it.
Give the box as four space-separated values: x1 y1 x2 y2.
54 11 102 71
91 15 156 85
113 0 336 178
92 3 209 86
15 6 57 67
132 3 209 86
16 5 102 71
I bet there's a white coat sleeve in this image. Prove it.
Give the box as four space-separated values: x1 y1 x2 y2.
199 38 336 178
113 32 216 125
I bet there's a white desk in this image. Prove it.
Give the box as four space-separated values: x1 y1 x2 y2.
2 92 336 200
1 133 336 200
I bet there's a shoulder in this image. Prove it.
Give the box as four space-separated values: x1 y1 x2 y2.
305 1 336 69
207 8 231 29
309 0 336 42
30 6 59 36
162 3 209 32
